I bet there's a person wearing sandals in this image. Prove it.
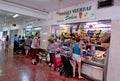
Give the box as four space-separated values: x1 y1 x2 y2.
71 38 83 79
31 32 40 65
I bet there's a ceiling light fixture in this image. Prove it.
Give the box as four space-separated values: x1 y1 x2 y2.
13 14 19 18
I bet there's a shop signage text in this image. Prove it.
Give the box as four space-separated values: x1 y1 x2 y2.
65 15 77 20
57 5 92 20
57 6 91 16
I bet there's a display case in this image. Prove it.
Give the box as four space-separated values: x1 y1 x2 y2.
81 44 109 81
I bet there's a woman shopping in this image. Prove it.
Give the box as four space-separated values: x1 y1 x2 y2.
31 32 40 65
5 35 10 51
71 38 83 79
47 39 56 67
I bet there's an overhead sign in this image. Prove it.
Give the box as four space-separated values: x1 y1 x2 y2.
54 1 97 23
57 6 92 16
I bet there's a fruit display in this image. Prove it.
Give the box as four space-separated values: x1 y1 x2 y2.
74 33 79 38
80 30 87 38
100 33 110 43
99 32 105 38
60 29 109 46
61 33 71 39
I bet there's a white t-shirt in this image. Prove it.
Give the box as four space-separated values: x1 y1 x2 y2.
31 37 40 49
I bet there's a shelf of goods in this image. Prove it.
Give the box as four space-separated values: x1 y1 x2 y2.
61 29 110 45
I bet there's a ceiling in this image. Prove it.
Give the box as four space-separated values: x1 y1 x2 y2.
0 0 94 26
0 10 33 26
1 0 90 13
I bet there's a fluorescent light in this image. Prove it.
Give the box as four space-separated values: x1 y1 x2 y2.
86 22 98 25
59 25 70 27
13 14 19 18
34 27 42 30
26 25 32 28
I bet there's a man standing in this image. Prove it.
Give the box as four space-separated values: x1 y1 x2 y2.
14 34 19 54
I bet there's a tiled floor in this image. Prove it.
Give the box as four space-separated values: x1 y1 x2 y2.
0 46 91 81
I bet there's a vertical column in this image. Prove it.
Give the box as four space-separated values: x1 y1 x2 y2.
40 25 51 49
107 20 120 81
18 28 22 36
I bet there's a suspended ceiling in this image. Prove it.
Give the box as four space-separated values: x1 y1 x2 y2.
1 0 90 13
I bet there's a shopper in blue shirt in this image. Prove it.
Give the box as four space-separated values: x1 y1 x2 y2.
71 38 83 79
14 34 18 43
14 34 19 54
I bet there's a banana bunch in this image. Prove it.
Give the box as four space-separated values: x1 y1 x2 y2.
62 33 71 38
100 32 105 38
93 34 97 38
80 30 87 38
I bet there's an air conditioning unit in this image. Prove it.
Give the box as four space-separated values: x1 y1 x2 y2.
98 0 114 8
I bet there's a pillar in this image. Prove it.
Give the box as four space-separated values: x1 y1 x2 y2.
40 25 51 49
107 19 120 81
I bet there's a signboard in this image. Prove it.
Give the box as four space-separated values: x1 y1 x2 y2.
54 1 97 23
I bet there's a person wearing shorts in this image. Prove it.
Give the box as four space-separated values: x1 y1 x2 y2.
71 38 83 79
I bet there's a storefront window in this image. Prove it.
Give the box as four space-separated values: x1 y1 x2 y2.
25 28 32 36
24 27 41 36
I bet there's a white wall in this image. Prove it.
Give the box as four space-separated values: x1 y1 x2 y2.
96 6 120 20
107 20 120 81
114 0 120 6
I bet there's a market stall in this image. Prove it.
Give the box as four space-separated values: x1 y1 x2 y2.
50 20 111 81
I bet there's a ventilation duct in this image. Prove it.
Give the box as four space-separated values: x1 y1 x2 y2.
98 0 114 8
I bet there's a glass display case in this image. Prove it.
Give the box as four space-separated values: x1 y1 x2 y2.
83 45 107 65
81 44 109 81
